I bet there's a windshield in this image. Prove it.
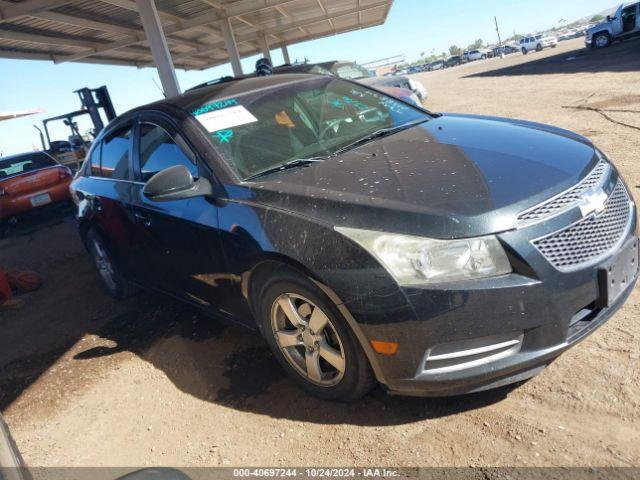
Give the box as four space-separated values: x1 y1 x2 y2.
188 77 430 180
0 152 57 179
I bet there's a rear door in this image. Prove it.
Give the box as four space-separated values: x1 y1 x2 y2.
129 114 233 316
80 122 139 274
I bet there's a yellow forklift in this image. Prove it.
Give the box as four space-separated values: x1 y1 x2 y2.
36 86 116 171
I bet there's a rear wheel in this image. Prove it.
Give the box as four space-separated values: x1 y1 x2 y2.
594 32 611 48
536 43 543 52
257 271 375 401
522 47 528 55
85 229 136 299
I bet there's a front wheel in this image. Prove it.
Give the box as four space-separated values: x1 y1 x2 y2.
522 47 528 55
594 32 611 48
258 272 375 401
536 44 543 52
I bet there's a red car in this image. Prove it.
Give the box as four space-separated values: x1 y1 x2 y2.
0 151 73 222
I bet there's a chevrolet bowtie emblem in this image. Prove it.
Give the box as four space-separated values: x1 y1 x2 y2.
579 188 608 217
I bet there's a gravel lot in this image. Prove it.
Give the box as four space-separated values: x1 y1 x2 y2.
1 37 639 467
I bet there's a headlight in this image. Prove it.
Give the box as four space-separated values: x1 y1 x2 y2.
335 227 512 285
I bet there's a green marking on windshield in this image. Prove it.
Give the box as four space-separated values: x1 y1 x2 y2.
191 98 239 116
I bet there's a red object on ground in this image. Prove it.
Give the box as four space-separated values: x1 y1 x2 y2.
0 267 13 304
6 270 42 293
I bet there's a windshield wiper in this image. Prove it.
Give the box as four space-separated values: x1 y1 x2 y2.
244 157 326 181
331 119 430 157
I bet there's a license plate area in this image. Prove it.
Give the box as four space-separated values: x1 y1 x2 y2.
598 237 639 307
30 193 51 207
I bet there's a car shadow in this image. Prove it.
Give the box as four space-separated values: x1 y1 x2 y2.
1 219 513 426
466 38 640 78
71 293 516 426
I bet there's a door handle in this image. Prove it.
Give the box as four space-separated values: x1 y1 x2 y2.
134 212 152 227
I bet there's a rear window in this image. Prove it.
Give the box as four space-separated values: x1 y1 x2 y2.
0 152 57 179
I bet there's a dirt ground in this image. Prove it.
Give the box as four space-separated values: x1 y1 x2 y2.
1 37 640 468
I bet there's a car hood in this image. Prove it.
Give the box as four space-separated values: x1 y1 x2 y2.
587 21 611 34
237 114 598 239
358 76 409 88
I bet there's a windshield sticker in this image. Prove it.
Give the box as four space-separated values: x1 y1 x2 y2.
191 98 239 116
213 129 234 144
194 105 258 133
274 110 295 128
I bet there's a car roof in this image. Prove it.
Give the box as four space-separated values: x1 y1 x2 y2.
134 74 331 116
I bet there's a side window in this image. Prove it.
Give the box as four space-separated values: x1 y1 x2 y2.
138 123 198 182
100 126 132 180
89 142 102 177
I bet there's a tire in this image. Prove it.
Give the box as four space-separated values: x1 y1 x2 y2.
481 54 487 60
593 32 611 49
522 47 528 55
256 270 375 401
85 228 136 299
536 44 543 52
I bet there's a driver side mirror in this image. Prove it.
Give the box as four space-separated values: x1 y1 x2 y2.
606 15 612 21
143 165 213 202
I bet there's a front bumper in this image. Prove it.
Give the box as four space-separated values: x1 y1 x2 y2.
342 177 637 396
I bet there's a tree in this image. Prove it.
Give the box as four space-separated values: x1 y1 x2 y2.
449 45 462 56
590 14 605 23
467 38 484 50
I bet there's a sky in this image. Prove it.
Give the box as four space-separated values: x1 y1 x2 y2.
0 0 616 156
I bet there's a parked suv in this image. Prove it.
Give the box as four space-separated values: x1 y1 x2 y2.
586 2 640 48
466 49 489 61
445 55 461 68
520 34 558 54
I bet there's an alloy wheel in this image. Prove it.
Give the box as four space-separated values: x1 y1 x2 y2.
91 238 117 292
270 293 346 386
595 35 609 48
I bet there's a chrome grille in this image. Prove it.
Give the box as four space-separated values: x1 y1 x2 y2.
518 159 609 224
533 181 633 270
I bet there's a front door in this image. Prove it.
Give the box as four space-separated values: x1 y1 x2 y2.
621 4 638 33
129 116 235 316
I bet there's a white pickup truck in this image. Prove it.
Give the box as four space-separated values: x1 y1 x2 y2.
586 2 640 48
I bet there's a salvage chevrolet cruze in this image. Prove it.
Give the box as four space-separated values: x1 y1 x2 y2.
70 74 638 401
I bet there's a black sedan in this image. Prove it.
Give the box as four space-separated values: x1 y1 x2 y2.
70 74 638 401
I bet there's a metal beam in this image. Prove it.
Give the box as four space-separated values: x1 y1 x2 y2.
134 0 181 96
220 15 242 76
171 0 388 63
281 44 290 64
197 17 385 71
258 34 271 63
0 28 101 49
0 0 76 23
54 0 297 62
32 9 203 49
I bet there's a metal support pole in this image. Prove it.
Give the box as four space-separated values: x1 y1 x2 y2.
495 16 504 59
258 34 272 63
281 44 291 64
221 16 243 77
135 0 181 97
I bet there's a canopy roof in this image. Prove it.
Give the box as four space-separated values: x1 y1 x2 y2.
0 0 393 70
